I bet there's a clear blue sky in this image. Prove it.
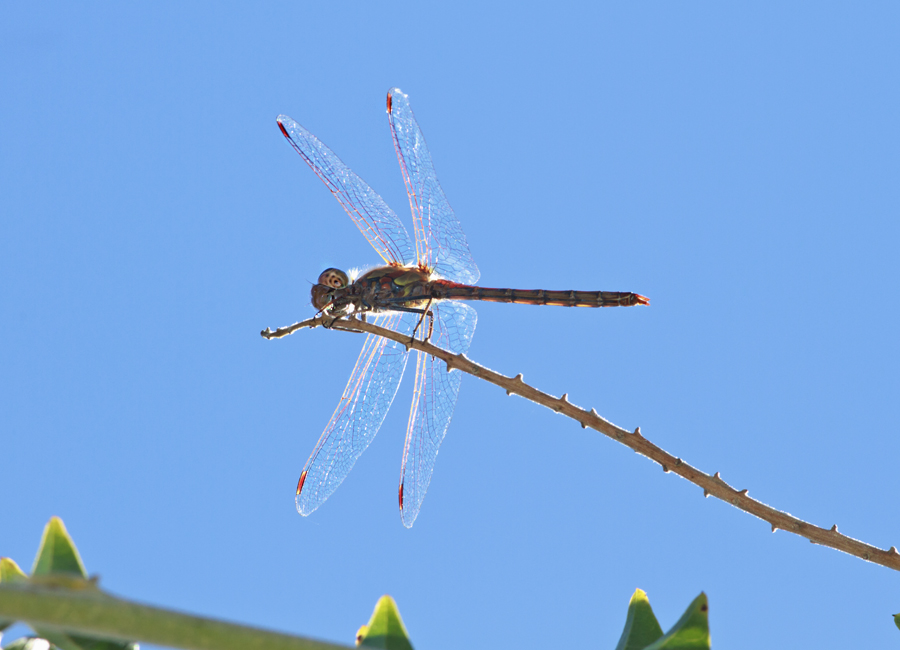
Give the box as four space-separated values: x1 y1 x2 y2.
3 2 899 648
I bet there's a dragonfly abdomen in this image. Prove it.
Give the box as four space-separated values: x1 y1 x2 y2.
433 281 649 308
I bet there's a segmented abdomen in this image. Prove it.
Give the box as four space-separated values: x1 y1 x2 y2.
432 281 649 308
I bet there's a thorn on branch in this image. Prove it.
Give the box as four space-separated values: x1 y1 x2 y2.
889 547 899 555
661 464 669 473
771 524 778 533
506 373 524 396
831 524 839 533
553 394 569 412
738 489 748 496
633 427 643 438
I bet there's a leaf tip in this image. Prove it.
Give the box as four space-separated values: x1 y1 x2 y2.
33 516 88 578
357 595 414 650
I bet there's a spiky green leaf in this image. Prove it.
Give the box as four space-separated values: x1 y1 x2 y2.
31 518 87 579
0 558 30 632
24 519 137 650
614 589 664 650
356 596 413 650
643 593 710 650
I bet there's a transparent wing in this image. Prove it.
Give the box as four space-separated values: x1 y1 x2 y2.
296 311 417 516
386 88 480 284
277 114 415 266
399 301 478 527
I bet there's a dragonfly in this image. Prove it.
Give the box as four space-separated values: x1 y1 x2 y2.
277 88 648 528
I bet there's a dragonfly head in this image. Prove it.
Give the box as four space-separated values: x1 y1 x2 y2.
311 268 350 311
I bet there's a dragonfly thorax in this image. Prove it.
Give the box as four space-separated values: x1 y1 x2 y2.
311 264 436 316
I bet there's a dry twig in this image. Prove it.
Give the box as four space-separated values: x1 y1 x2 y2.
261 316 900 571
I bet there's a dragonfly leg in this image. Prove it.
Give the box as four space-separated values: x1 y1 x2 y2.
426 308 434 342
316 306 338 329
411 298 435 343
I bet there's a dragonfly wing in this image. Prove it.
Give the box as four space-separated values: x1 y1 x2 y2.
296 311 417 516
399 301 478 527
386 88 480 285
277 114 415 266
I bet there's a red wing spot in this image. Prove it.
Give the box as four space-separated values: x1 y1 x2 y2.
278 121 290 139
387 93 393 114
398 482 404 510
296 471 308 496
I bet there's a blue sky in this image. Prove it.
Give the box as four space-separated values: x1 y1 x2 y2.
2 2 899 648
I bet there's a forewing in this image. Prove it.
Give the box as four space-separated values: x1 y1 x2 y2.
296 311 417 516
386 89 480 284
277 114 415 266
399 301 478 527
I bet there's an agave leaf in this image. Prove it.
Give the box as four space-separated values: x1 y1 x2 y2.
356 596 413 650
614 589 664 650
31 518 87 580
643 593 710 650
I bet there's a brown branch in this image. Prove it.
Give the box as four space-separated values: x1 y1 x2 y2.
261 317 900 572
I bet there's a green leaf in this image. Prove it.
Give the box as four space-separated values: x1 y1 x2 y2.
31 518 87 579
30 629 136 650
614 589 664 650
0 558 30 632
1 559 29 584
355 596 414 650
24 518 136 650
643 593 710 650
894 612 900 631
0 582 344 650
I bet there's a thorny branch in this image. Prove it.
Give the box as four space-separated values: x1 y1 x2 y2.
261 316 900 572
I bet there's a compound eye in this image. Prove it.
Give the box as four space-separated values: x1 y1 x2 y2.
317 268 349 289
310 284 334 310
